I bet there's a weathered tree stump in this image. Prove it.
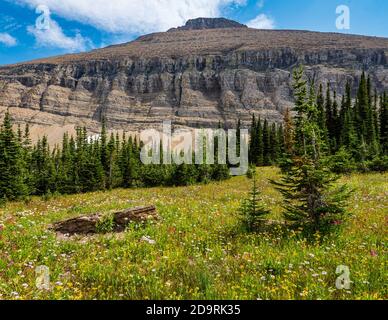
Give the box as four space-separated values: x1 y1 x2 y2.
52 205 158 235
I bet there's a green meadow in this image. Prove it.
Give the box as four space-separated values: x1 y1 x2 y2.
0 168 386 300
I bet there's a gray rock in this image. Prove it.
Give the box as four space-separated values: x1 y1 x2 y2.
0 19 388 138
168 17 248 32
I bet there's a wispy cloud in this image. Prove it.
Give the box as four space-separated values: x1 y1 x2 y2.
247 14 275 29
0 14 22 33
256 0 265 9
0 32 17 46
14 0 248 34
27 16 93 52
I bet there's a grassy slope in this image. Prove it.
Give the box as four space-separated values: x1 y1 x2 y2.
0 167 387 300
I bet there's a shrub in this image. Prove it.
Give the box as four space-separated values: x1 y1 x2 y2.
96 213 115 234
326 148 356 174
246 165 256 179
366 156 388 172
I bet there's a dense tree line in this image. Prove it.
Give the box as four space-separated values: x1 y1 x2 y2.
248 72 388 171
0 115 230 202
248 116 284 166
318 73 388 161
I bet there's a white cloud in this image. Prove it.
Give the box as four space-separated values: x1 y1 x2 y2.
0 32 17 46
247 14 275 29
27 16 92 52
14 0 247 34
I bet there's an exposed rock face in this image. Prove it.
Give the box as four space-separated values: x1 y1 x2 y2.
169 17 248 31
1 18 388 139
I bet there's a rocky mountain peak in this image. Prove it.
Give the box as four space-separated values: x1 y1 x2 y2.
168 17 247 31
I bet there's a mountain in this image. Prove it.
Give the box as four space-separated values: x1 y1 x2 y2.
1 17 388 139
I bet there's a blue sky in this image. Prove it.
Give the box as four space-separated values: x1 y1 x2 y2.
1 0 387 66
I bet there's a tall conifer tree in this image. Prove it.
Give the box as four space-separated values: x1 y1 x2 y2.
272 66 351 234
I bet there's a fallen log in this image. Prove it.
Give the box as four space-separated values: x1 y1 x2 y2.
114 206 158 225
52 205 158 235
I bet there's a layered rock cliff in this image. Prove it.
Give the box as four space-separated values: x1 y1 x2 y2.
1 18 388 139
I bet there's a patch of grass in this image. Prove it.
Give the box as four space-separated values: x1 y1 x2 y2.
0 167 386 300
95 214 115 234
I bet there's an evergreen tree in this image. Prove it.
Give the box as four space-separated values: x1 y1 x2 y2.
196 133 212 184
23 123 32 149
239 174 270 232
339 81 352 124
331 91 340 151
212 124 230 181
57 133 72 194
283 108 295 155
173 162 198 186
263 119 271 166
22 123 34 194
249 115 263 166
89 139 105 191
269 123 280 163
380 92 388 154
106 133 121 189
17 125 22 144
356 72 376 149
325 83 334 151
100 117 109 187
31 136 55 195
119 135 133 188
372 89 380 144
75 128 105 193
249 115 256 164
255 118 264 166
277 124 285 155
336 80 361 160
272 66 351 234
317 83 329 147
0 111 29 200
339 106 358 158
236 118 241 157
